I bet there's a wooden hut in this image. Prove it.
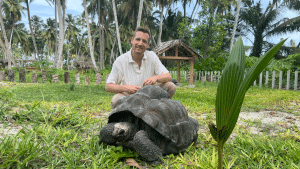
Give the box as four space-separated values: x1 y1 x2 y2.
153 39 203 85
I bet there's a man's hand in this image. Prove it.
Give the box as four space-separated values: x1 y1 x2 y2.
125 85 141 94
143 76 158 86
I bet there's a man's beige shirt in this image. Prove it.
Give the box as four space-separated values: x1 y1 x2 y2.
106 49 169 86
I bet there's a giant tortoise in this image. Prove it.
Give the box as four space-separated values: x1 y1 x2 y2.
100 85 199 165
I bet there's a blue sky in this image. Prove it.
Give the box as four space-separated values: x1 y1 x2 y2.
21 0 299 47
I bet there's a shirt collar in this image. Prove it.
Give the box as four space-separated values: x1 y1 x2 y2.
128 48 147 63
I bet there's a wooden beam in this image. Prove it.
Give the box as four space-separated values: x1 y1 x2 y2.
159 56 195 60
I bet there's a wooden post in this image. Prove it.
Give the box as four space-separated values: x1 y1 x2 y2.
19 69 26 83
265 71 269 87
8 70 14 82
75 73 80 84
218 71 220 82
259 72 262 87
64 72 70 84
85 76 89 85
52 74 59 83
177 60 181 83
190 59 194 85
272 71 275 89
279 71 282 89
42 70 47 83
286 70 290 90
0 70 5 81
95 73 101 84
32 73 37 83
294 71 298 91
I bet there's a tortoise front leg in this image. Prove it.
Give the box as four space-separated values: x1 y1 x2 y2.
128 130 163 165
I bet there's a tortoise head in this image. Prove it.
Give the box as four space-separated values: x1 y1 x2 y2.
100 122 138 144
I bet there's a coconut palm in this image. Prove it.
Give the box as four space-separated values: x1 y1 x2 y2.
112 0 122 54
65 14 80 70
54 0 65 68
240 0 300 57
155 0 174 46
229 0 241 53
83 0 99 72
0 0 22 69
42 18 56 61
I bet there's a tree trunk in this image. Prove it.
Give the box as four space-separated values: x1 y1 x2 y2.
136 0 144 30
250 31 263 57
157 5 164 46
110 37 116 65
100 17 105 70
56 0 65 69
112 0 123 55
83 0 99 72
229 0 241 53
26 0 39 60
98 0 104 70
204 13 214 58
54 0 58 67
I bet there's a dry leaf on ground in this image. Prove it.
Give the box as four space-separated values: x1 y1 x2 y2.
126 158 144 169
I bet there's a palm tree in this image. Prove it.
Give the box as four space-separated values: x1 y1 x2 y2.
65 14 80 70
42 18 56 61
112 0 122 54
0 0 21 69
25 0 40 60
181 0 191 19
155 0 173 46
30 15 44 60
229 0 241 53
240 0 300 57
136 0 144 29
55 0 65 68
83 0 99 72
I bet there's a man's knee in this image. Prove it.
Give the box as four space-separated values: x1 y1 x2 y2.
111 92 130 109
159 81 176 98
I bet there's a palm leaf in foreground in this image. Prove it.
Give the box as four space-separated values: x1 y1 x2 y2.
208 37 286 169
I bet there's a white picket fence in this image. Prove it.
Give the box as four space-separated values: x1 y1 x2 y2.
170 70 299 91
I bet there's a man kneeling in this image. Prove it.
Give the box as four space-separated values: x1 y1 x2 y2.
105 26 176 109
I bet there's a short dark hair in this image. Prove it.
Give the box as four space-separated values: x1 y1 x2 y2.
133 26 151 44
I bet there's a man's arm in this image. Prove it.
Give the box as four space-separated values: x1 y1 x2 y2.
142 73 172 86
105 83 141 94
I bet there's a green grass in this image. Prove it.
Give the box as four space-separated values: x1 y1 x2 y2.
1 81 300 168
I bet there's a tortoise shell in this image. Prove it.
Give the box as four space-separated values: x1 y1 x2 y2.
108 85 199 147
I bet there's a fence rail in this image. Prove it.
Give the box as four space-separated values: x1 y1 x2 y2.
170 70 300 91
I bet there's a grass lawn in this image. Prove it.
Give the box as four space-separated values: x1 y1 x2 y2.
0 81 300 168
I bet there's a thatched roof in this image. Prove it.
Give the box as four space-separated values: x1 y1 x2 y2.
152 39 202 59
74 61 93 69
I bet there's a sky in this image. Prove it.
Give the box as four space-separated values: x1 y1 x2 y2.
21 0 300 48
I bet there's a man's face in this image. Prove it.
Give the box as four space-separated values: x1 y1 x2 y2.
131 31 150 56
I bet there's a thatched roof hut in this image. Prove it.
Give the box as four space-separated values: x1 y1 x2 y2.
153 39 203 85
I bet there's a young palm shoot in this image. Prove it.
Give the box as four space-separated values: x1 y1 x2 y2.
208 37 286 169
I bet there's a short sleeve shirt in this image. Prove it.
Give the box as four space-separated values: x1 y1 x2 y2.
106 49 169 86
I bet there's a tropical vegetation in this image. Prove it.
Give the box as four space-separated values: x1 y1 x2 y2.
0 0 299 72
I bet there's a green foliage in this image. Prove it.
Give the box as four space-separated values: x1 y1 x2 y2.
191 1 228 58
30 60 53 70
267 53 300 71
195 54 228 71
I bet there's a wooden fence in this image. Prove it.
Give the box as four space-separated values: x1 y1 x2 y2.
170 70 300 91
